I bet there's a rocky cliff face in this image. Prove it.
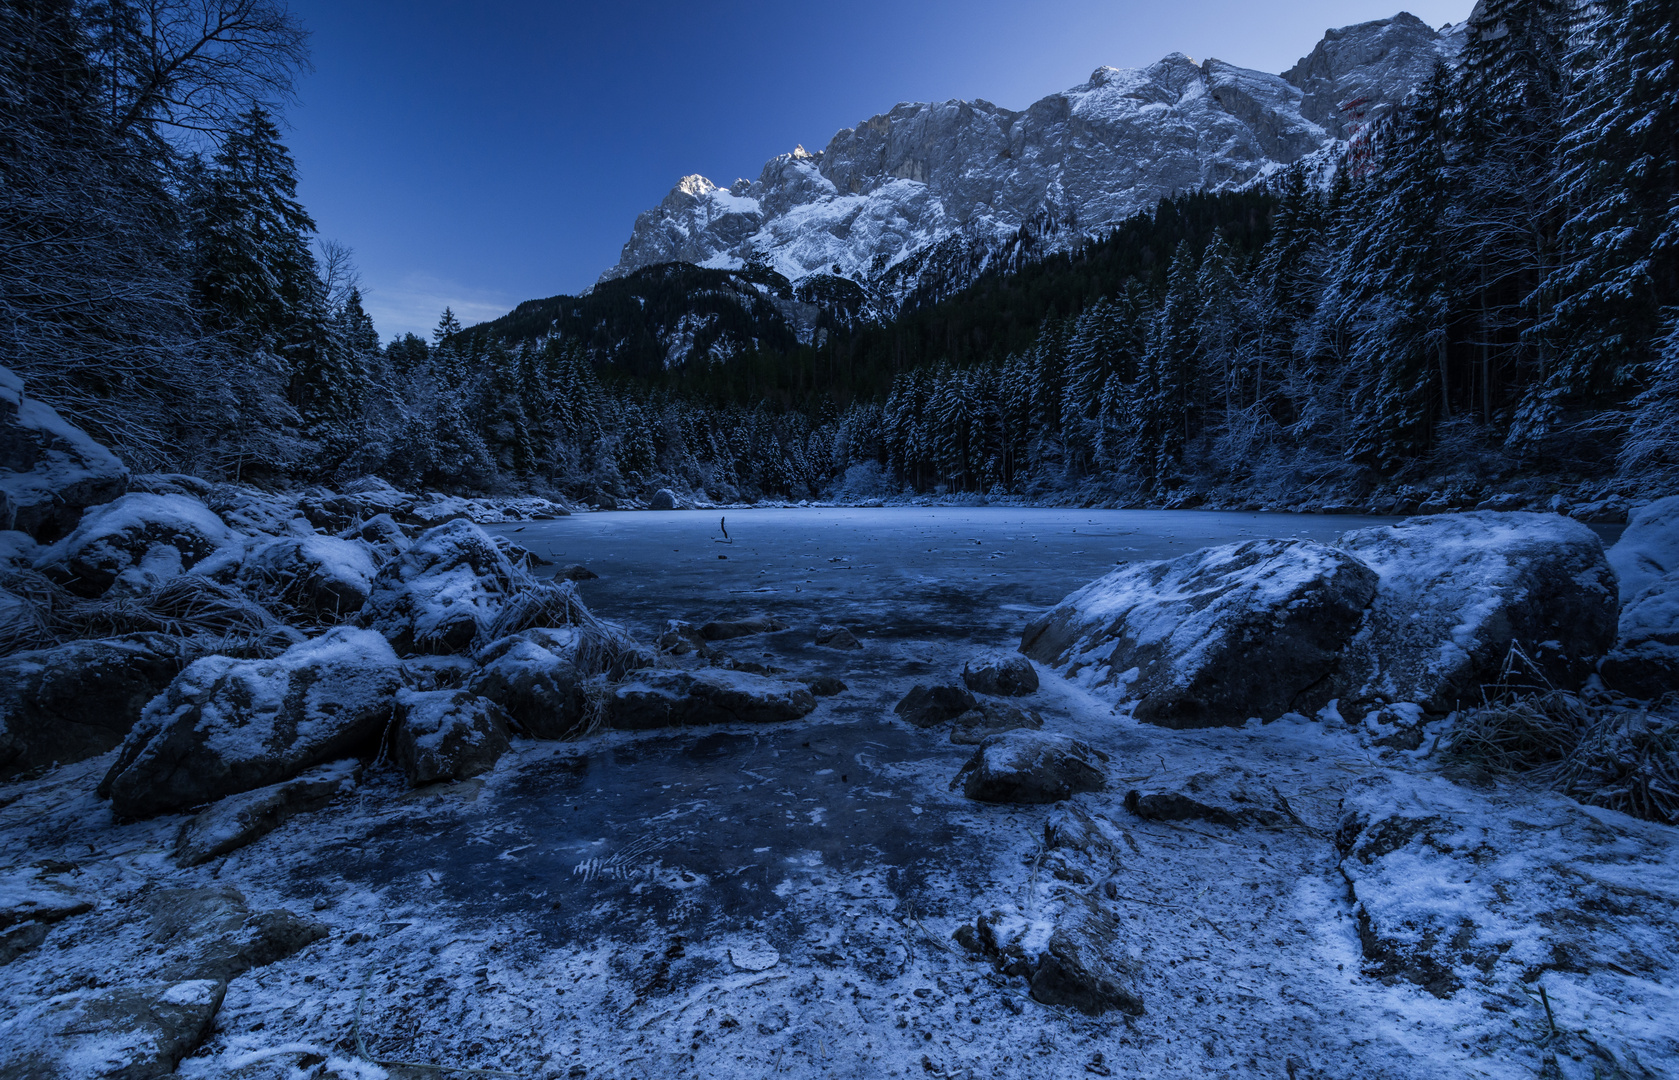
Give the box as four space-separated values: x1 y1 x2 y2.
603 13 1461 304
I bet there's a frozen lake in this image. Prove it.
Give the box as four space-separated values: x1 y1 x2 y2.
493 506 1401 645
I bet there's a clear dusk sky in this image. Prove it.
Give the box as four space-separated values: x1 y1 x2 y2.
284 0 1469 341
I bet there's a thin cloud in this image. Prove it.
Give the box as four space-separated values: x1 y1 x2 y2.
361 272 517 341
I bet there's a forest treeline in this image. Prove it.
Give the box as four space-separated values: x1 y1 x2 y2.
3 0 1675 505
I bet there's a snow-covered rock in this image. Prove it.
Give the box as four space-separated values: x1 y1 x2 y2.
393 689 512 785
1021 539 1378 727
173 759 359 867
893 682 977 728
1334 512 1619 712
961 654 1040 696
607 668 817 729
953 730 1107 804
362 518 521 654
468 628 586 738
699 614 789 640
0 979 226 1079
32 492 234 597
142 885 328 983
0 633 193 777
1335 770 1679 998
949 701 1042 745
100 627 402 819
238 534 377 618
0 364 128 543
1122 765 1293 828
960 890 1144 1016
603 16 1459 307
648 487 680 511
1601 496 1679 698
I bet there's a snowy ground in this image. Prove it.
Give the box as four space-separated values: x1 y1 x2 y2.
1 509 1667 1080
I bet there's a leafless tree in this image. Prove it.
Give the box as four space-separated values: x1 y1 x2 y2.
82 0 311 147
316 238 361 312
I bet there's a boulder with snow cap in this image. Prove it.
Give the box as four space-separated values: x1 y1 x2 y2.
648 488 680 510
1123 765 1294 828
953 730 1107 804
1334 512 1618 712
361 518 521 654
0 979 226 1079
238 534 377 618
961 654 1039 696
393 689 511 785
99 627 401 819
32 492 235 597
1021 539 1378 727
468 628 586 738
1600 496 1679 698
893 683 976 728
608 668 817 730
0 633 193 777
0 364 128 543
961 891 1143 1016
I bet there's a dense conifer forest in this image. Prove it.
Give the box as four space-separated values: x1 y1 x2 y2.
4 0 1674 509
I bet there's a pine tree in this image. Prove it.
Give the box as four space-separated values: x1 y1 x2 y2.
1538 0 1679 428
1132 242 1200 480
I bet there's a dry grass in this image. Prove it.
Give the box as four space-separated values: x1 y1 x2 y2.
1444 690 1679 825
0 570 296 658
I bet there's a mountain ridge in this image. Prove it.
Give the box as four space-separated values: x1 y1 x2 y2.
599 12 1463 306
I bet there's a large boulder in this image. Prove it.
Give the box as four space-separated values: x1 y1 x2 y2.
952 731 1107 804
393 689 512 785
100 627 402 819
1123 766 1293 828
0 365 127 543
1021 539 1379 727
0 634 193 777
33 492 236 597
0 980 226 1079
238 534 377 618
608 668 817 730
1334 512 1619 712
1601 496 1679 698
362 519 521 654
468 628 586 738
648 488 679 511
960 891 1144 1016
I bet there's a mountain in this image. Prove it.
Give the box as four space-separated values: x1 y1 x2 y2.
601 13 1463 310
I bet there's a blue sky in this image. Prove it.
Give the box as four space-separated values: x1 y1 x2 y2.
285 0 1469 340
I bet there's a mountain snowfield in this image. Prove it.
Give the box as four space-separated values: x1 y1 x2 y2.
604 12 1463 301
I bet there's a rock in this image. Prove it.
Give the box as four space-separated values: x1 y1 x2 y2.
33 492 235 597
298 484 416 533
174 760 359 867
814 624 861 649
961 655 1039 696
949 701 1043 745
362 518 522 654
1021 539 1378 727
952 731 1106 804
656 620 705 655
1335 512 1619 712
1601 496 1679 698
608 668 817 729
239 534 377 618
1042 801 1120 859
0 364 128 544
0 867 93 932
0 921 49 965
893 683 977 728
143 885 328 983
558 563 598 581
339 512 413 564
0 634 192 777
1334 771 1679 1000
648 488 680 511
100 627 402 819
801 674 848 696
1123 766 1293 828
699 614 789 640
394 689 512 785
0 979 226 1079
468 628 586 738
965 891 1143 1016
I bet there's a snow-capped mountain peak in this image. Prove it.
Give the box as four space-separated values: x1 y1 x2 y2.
602 13 1462 307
